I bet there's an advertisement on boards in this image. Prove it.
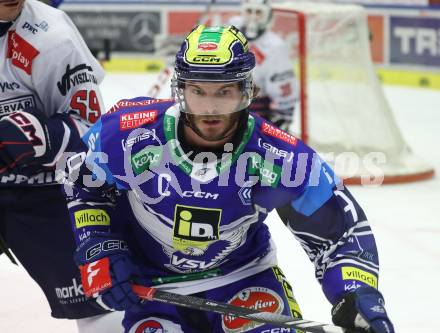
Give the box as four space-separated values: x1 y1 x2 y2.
390 16 440 67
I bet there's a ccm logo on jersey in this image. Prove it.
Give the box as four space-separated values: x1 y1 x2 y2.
222 287 284 333
7 31 40 75
120 110 158 130
261 122 297 146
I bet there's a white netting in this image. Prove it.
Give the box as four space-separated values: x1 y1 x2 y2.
271 2 434 184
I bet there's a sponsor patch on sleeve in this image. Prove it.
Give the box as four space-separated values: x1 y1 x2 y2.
74 209 110 228
7 31 40 75
261 122 298 146
120 110 158 130
342 266 378 289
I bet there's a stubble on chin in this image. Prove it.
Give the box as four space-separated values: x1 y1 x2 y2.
0 2 23 21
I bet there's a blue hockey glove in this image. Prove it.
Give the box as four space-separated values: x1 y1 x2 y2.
0 108 77 172
74 233 144 312
331 286 394 333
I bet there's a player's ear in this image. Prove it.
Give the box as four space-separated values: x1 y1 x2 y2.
252 84 260 99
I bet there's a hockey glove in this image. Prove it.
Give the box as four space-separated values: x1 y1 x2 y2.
74 233 144 312
0 108 76 173
331 286 394 333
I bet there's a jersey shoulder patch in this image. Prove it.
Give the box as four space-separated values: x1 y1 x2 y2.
100 97 173 153
6 30 40 75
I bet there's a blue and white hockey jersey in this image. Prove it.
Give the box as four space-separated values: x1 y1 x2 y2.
65 97 380 305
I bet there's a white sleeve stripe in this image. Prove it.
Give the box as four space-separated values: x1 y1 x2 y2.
331 254 379 269
326 259 379 274
67 201 114 209
353 231 373 236
43 122 71 167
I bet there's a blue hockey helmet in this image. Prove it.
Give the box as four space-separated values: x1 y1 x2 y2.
172 24 256 115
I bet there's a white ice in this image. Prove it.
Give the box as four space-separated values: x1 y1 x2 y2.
0 73 439 333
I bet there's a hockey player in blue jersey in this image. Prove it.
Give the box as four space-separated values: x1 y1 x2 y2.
66 25 394 332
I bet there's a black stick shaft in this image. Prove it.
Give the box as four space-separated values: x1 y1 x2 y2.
133 285 344 333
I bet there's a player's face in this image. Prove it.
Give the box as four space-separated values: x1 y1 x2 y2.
245 7 264 21
0 0 24 21
184 82 244 141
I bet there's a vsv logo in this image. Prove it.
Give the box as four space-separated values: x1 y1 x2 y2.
170 255 217 270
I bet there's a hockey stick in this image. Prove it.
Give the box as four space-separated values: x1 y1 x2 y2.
147 0 217 98
132 284 345 333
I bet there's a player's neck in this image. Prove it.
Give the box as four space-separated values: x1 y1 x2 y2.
0 21 12 37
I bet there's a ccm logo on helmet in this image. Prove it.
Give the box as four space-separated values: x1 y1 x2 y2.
192 55 221 63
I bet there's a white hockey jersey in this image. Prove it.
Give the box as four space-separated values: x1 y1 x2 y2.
228 16 298 117
0 0 105 186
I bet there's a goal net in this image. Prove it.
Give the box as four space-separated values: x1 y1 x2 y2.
268 1 434 184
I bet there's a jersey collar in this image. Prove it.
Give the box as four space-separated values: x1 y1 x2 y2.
163 106 255 182
0 21 12 37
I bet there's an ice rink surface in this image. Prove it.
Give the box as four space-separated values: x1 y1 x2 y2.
0 73 439 332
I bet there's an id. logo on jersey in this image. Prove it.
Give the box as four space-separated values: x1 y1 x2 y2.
222 287 284 332
172 205 221 252
7 31 40 75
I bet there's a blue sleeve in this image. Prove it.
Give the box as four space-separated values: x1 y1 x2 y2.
277 156 380 305
63 119 124 245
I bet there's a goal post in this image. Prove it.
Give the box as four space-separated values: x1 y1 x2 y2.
270 1 434 184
